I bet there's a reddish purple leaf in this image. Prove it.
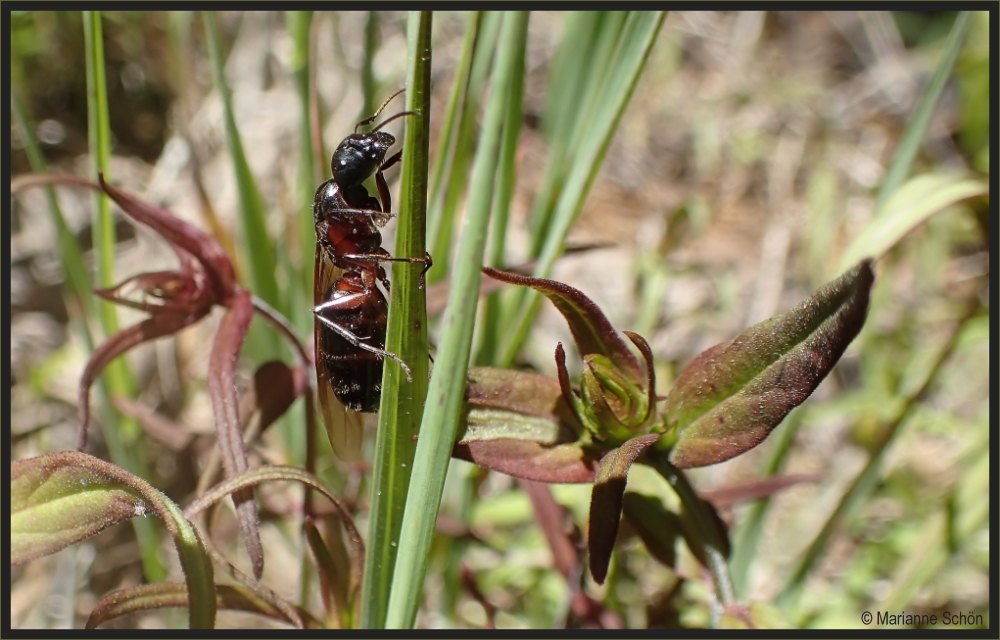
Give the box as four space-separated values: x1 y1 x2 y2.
98 174 237 296
665 260 874 468
482 267 643 383
207 288 262 579
95 177 265 579
77 308 210 450
453 439 598 484
464 367 585 437
253 361 305 434
455 367 598 482
587 433 661 584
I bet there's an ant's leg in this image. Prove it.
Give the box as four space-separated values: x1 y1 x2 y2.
374 151 403 214
320 206 396 228
314 310 413 381
418 251 433 289
375 167 392 214
381 150 402 173
341 251 434 290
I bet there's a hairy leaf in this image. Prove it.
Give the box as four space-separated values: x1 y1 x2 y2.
11 454 150 565
665 260 874 468
461 367 584 443
10 451 216 628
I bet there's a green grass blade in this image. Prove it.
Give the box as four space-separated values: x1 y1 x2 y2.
82 10 164 583
11 92 97 340
286 10 318 339
359 11 434 629
203 12 284 325
875 12 971 208
475 17 528 366
527 11 626 243
837 172 987 274
425 11 481 285
383 11 530 629
361 11 380 118
427 12 501 284
497 12 666 368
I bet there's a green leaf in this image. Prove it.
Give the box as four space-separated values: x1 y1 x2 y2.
587 434 660 584
10 451 216 628
838 173 988 274
83 9 162 583
496 12 667 368
202 12 281 318
665 260 875 468
11 454 149 565
461 367 585 442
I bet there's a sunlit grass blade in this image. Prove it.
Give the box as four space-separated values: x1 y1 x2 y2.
875 11 972 208
425 11 482 285
837 172 987 275
496 12 666 368
82 9 164 583
361 11 380 118
527 11 627 242
474 16 528 367
426 12 501 285
359 10 434 629
383 11 531 630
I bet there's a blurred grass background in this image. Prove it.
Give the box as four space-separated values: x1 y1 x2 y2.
9 10 990 630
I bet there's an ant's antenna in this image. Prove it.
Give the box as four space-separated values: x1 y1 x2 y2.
355 89 405 133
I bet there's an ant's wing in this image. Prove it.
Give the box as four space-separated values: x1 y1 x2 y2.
314 247 364 462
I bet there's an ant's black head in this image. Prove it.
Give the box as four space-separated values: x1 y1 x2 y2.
331 131 396 188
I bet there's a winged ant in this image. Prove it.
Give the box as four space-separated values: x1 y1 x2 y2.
312 90 431 428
